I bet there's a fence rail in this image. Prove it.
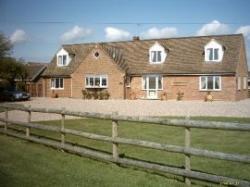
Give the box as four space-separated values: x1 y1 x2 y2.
0 103 250 187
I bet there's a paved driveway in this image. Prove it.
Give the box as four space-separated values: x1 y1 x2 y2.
1 97 250 122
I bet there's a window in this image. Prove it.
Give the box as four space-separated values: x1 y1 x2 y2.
85 75 108 88
243 77 247 90
151 51 162 63
199 76 221 91
142 75 163 90
207 48 219 61
51 78 64 89
149 42 167 64
57 48 70 67
237 77 241 90
58 55 67 66
204 39 224 62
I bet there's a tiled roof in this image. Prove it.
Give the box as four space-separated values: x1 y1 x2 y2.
43 34 244 76
25 62 47 81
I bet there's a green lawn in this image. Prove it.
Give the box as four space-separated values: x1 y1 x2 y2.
0 117 250 186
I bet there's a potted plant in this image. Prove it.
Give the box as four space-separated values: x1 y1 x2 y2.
160 92 167 100
176 91 184 101
205 91 213 102
102 90 110 100
82 90 87 99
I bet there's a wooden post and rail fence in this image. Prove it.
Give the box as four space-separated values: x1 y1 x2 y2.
0 104 250 186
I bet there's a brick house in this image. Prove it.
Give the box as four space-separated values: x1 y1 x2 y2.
42 34 248 101
25 62 47 97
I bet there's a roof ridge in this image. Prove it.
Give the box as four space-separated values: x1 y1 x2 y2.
61 34 243 46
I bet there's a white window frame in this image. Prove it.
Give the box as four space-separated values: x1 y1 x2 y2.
142 75 163 91
56 48 71 67
85 75 108 88
149 42 167 64
51 78 64 90
199 76 221 91
204 39 224 62
57 55 67 66
237 76 241 90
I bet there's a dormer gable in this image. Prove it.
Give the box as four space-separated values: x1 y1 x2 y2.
149 42 167 64
204 39 224 62
56 48 71 67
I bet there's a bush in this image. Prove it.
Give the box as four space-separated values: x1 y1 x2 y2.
82 89 110 100
101 90 110 100
176 91 184 101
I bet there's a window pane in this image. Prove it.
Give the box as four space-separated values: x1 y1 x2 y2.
86 77 89 86
214 76 220 89
90 77 94 86
58 56 62 65
102 77 107 86
60 78 63 88
157 51 161 62
214 49 219 60
143 77 146 89
207 48 213 60
55 78 59 88
151 51 157 62
201 76 207 90
158 76 162 89
63 55 67 65
95 77 100 86
207 76 213 89
149 76 156 89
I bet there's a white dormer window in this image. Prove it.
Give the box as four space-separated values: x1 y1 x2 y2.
58 55 67 66
149 42 167 64
204 39 224 62
57 48 71 67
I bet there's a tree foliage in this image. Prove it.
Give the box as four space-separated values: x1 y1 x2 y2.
0 33 12 59
0 33 27 89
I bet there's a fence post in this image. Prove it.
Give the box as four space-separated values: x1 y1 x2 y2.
185 116 191 186
4 108 8 133
112 112 119 161
26 105 31 137
61 107 65 146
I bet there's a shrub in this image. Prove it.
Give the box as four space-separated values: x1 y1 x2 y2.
102 90 110 100
82 90 88 99
176 91 184 101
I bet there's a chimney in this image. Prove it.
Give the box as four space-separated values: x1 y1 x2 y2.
133 36 140 41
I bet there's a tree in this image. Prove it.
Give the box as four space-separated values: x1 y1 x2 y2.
0 32 27 90
0 33 12 59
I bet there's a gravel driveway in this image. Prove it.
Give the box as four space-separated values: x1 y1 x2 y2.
1 97 250 122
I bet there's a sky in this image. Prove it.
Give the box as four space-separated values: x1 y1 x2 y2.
1 0 250 67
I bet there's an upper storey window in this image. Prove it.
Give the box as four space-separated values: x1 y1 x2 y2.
57 48 71 67
204 39 224 62
149 42 167 64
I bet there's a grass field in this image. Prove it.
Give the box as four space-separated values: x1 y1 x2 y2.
0 117 250 186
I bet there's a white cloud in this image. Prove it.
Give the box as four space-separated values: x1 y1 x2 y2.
197 20 229 36
141 27 178 39
10 29 28 44
236 26 250 40
60 25 92 42
105 27 130 41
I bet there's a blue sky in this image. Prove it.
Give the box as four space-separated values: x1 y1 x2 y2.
1 0 250 67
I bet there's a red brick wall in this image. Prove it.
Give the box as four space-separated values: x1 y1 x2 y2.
130 75 238 101
44 77 71 98
71 46 125 99
235 39 248 101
